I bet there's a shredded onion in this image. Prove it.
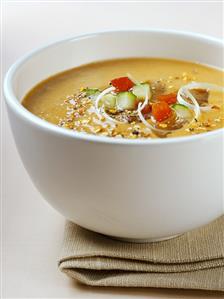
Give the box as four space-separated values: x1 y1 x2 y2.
93 80 224 134
177 87 201 119
135 82 172 134
95 86 115 117
137 102 151 130
137 90 170 134
137 87 151 130
94 86 120 124
184 82 224 92
177 82 224 119
137 102 173 134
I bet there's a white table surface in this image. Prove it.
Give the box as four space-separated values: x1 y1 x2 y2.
2 1 223 298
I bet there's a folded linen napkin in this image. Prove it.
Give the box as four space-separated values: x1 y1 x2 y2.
58 216 224 291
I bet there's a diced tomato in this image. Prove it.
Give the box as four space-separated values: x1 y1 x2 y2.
152 102 172 122
141 104 152 115
111 77 134 92
157 93 177 105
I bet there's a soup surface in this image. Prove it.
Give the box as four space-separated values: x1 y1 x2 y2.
23 58 224 139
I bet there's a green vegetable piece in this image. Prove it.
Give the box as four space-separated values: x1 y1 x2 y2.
84 88 100 96
101 94 117 109
117 92 137 110
172 104 192 119
132 83 151 99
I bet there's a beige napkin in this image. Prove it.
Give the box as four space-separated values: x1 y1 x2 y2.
58 216 224 291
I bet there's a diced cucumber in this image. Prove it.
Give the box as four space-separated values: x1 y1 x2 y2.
101 94 117 109
172 104 192 119
84 88 100 96
132 83 151 100
117 92 137 110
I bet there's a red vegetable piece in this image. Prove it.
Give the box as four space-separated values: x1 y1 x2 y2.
111 77 134 92
157 93 177 105
141 104 152 115
152 102 172 122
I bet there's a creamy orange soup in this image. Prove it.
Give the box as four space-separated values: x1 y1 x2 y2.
23 58 224 139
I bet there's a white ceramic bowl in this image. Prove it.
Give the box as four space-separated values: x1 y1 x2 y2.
4 30 224 242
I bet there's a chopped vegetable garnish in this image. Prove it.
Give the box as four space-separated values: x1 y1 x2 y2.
152 101 172 122
157 93 177 105
117 91 137 110
88 76 224 136
137 102 170 135
95 86 117 122
172 104 192 120
177 82 224 120
132 83 151 100
111 77 134 92
84 88 100 96
141 104 151 115
101 94 117 109
177 87 201 119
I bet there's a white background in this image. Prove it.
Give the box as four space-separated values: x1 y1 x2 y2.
2 1 223 298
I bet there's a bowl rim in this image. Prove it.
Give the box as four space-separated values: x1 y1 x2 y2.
4 28 224 145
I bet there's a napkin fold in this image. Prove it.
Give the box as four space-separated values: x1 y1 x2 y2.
58 216 224 291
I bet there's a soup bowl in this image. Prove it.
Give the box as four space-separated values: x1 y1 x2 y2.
4 30 224 242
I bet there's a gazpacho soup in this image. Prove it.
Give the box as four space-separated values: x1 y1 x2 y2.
23 58 224 139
